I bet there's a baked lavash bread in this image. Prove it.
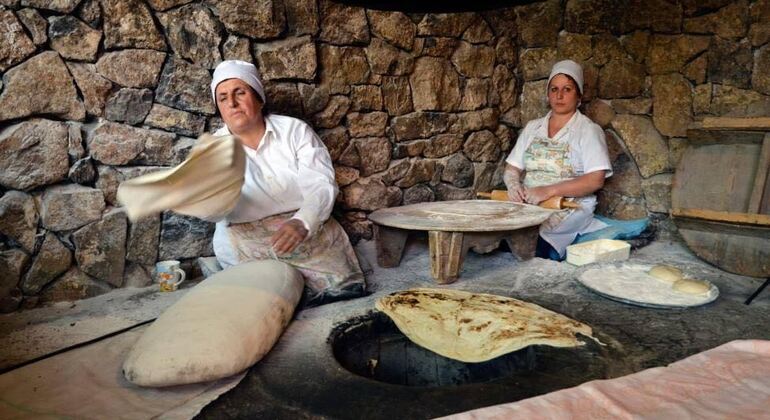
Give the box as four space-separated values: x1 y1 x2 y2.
376 288 601 363
116 133 245 222
123 260 303 387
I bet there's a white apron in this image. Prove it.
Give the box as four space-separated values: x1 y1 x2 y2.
523 135 607 257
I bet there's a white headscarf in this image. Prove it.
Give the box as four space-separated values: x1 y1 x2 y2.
547 60 584 95
211 60 266 103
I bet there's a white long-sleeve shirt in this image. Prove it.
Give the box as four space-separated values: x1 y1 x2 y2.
211 114 338 268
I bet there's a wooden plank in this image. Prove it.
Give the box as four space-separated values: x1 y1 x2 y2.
701 117 770 131
374 225 409 268
429 231 465 284
748 134 770 214
686 127 765 145
671 143 760 212
672 208 770 227
674 218 770 278
762 170 770 214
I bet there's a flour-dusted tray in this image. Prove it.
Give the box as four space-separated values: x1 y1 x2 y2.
577 263 719 309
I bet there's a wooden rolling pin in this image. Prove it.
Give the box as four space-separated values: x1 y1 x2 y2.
477 190 581 210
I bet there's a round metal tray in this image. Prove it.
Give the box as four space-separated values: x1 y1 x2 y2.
577 263 719 309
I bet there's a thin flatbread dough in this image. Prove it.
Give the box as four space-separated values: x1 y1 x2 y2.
117 134 245 222
375 288 601 363
648 265 683 284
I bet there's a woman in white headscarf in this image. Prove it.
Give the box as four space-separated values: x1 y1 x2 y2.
503 60 613 260
209 60 364 305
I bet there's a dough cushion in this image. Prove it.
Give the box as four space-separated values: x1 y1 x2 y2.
672 279 711 296
117 134 245 222
376 288 601 363
648 264 684 284
123 260 303 387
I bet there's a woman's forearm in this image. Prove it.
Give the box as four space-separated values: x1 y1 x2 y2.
543 171 606 198
503 164 523 188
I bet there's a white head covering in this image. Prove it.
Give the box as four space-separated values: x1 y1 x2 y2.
211 60 265 103
547 60 584 95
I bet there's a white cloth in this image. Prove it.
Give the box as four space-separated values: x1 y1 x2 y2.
506 111 612 256
212 114 338 268
440 340 770 420
547 59 584 95
211 60 265 102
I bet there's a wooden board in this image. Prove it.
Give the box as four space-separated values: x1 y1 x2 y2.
748 134 770 213
672 143 762 213
675 218 770 278
369 200 555 232
673 128 770 278
671 208 770 227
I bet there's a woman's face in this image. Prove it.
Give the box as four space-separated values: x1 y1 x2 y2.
547 74 581 115
215 78 263 134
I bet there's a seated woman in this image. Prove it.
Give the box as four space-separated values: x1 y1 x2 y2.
209 60 364 305
122 62 366 387
503 60 613 260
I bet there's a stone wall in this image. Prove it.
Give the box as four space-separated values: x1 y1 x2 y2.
1 0 769 311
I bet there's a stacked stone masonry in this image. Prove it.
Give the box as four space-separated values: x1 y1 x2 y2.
1 0 769 311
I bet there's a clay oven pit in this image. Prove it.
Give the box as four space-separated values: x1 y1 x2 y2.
331 311 617 390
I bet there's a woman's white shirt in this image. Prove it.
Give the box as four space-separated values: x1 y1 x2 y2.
506 110 612 179
504 110 613 256
211 114 338 267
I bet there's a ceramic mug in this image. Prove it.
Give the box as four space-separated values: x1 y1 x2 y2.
155 260 186 292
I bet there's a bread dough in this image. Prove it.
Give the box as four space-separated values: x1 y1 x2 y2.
648 264 683 284
117 134 245 222
672 279 711 296
376 288 601 363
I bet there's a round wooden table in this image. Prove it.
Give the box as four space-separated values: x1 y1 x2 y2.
369 200 556 284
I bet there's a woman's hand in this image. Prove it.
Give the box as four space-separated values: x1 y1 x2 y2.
507 183 527 203
503 164 527 203
271 219 308 255
524 186 553 205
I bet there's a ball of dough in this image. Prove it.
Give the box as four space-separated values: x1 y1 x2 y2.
672 279 711 296
648 264 683 284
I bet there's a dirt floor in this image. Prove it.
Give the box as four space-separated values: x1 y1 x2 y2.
1 236 769 418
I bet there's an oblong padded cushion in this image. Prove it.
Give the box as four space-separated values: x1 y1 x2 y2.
123 260 303 387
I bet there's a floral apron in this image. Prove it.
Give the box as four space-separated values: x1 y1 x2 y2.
523 136 604 257
226 212 365 306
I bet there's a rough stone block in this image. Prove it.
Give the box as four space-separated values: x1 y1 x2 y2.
73 209 127 286
39 184 105 232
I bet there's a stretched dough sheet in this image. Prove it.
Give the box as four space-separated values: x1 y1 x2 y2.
439 340 770 420
376 288 600 363
117 134 245 222
0 325 245 420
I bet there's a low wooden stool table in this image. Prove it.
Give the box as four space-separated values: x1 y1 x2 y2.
369 200 556 284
